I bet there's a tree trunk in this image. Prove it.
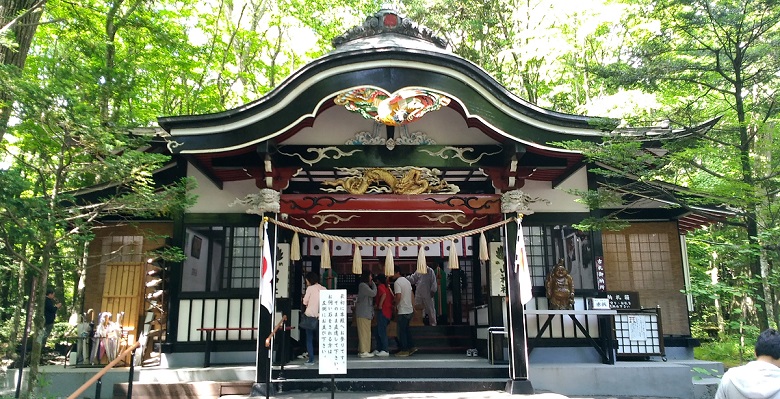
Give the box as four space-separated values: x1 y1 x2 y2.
0 269 10 319
7 261 24 358
54 268 65 320
23 269 48 399
0 0 46 141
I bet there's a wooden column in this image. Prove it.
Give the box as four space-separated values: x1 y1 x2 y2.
252 216 277 397
503 215 533 394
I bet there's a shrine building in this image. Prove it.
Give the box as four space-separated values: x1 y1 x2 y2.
80 8 726 393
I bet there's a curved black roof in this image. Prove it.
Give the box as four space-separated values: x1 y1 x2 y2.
158 9 618 155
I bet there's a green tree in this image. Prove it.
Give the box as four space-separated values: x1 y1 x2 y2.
1 0 201 395
0 79 193 396
0 0 47 140
1 2 377 394
587 0 780 333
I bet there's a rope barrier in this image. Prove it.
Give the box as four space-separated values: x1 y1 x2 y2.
264 216 515 247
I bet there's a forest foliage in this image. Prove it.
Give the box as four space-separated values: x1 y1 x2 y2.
1 0 779 394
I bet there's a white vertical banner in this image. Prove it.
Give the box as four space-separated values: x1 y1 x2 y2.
515 219 533 305
319 290 347 375
489 242 505 296
259 222 274 313
276 243 290 299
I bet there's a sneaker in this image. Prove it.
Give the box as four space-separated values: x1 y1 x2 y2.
408 347 418 355
358 352 375 358
394 351 410 357
371 350 379 355
376 351 390 357
297 352 309 359
304 360 315 366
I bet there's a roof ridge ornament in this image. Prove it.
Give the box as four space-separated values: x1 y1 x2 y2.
332 8 447 49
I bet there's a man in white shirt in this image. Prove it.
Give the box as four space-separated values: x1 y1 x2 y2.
393 271 416 357
715 328 780 399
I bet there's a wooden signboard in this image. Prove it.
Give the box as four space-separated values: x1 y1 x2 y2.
602 291 640 310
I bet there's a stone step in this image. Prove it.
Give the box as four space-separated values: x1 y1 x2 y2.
113 381 255 399
693 377 720 399
114 378 508 399
113 381 228 399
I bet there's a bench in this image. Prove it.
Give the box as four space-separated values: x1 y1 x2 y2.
524 309 617 364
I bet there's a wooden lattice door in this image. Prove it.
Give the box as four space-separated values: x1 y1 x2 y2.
100 263 144 363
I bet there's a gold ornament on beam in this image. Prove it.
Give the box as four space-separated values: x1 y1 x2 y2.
321 167 456 195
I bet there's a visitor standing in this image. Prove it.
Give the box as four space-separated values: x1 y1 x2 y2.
407 265 438 326
374 274 393 357
302 271 326 365
393 271 416 357
355 271 377 357
39 288 61 351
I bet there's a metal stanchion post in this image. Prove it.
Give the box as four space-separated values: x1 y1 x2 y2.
95 377 102 399
278 321 287 381
127 348 136 399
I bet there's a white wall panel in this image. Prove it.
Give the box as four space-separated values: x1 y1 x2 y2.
189 300 204 342
241 299 255 340
331 241 350 256
215 299 229 340
227 299 243 340
178 300 191 342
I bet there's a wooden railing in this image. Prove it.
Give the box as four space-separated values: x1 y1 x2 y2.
66 339 141 399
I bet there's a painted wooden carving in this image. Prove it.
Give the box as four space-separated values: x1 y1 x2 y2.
546 259 575 310
334 87 451 126
321 167 457 195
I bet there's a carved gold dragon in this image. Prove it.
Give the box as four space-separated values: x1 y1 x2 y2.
322 167 449 195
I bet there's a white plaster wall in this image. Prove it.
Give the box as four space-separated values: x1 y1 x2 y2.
280 105 498 146
512 166 590 213
181 230 209 292
403 107 499 145
187 163 260 213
